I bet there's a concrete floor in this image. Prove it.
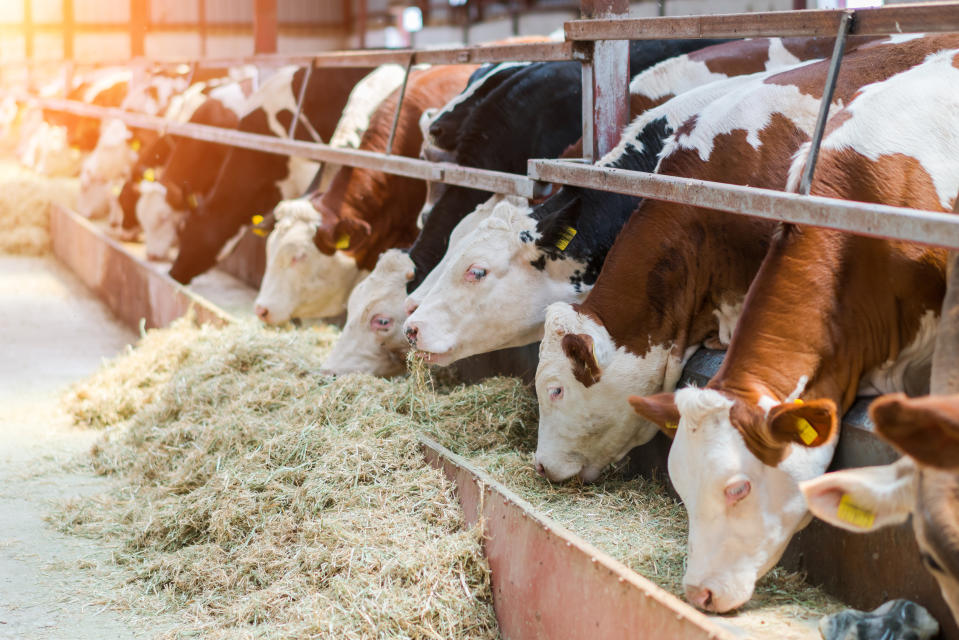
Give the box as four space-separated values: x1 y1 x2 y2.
0 255 161 639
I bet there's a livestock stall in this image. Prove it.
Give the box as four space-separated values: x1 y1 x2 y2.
3 1 959 638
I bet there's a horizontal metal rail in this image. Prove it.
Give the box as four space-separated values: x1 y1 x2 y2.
26 96 539 199
565 2 959 39
528 159 959 251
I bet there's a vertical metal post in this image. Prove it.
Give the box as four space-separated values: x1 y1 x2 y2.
793 0 806 9
358 0 367 49
254 0 278 55
580 0 629 162
288 62 313 139
198 0 207 57
62 0 74 63
341 0 352 39
798 11 852 196
23 0 33 90
130 0 148 58
931 194 959 396
386 55 414 155
657 0 666 17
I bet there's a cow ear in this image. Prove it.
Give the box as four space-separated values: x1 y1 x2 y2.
799 457 916 533
629 392 680 439
767 398 837 448
561 333 602 388
871 393 959 470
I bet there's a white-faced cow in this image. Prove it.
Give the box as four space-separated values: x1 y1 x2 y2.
630 38 959 614
168 64 373 283
253 64 477 325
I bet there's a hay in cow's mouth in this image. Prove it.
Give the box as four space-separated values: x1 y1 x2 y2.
59 315 841 639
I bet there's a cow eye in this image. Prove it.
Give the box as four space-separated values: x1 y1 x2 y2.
921 552 945 574
548 386 563 401
724 479 751 505
465 264 487 282
370 315 393 331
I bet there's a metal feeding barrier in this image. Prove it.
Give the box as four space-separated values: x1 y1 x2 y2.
10 2 959 251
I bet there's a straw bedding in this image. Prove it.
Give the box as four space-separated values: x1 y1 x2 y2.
0 160 79 255
61 317 840 639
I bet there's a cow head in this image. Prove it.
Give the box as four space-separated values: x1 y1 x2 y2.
534 302 676 483
254 199 367 325
801 392 959 620
136 180 185 261
321 249 415 377
631 387 838 613
404 195 580 366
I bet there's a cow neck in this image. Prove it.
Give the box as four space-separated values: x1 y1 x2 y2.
710 226 945 413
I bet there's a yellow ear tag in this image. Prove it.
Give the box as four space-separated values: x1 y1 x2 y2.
111 184 121 196
187 193 199 209
665 421 678 431
142 167 156 182
130 139 141 152
253 228 268 238
335 233 350 250
251 214 264 226
837 493 876 529
555 226 577 251
796 418 818 445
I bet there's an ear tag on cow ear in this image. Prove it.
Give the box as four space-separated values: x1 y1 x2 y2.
790 398 818 445
555 226 577 251
251 214 264 226
129 139 141 152
110 184 121 197
837 494 876 529
187 193 199 209
142 167 156 182
335 233 350 250
664 421 678 431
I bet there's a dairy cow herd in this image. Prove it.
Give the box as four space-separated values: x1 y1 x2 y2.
15 32 959 618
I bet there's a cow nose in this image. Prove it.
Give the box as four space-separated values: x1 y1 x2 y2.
405 323 418 347
685 585 714 610
428 121 451 145
254 305 270 322
404 299 419 316
534 461 546 477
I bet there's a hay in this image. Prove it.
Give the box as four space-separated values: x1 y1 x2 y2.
61 317 840 639
60 317 500 639
0 159 79 255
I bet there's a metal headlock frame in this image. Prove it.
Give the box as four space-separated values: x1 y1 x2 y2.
9 2 959 251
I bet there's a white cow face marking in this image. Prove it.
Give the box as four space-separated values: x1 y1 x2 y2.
136 180 183 261
404 197 581 366
254 199 366 325
321 249 414 377
534 302 671 482
632 387 838 613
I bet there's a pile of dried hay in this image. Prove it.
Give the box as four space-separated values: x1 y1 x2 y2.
61 315 840 639
0 159 78 255
60 317 506 639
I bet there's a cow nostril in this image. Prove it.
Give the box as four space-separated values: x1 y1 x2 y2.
405 325 418 346
254 305 269 321
404 300 419 316
428 122 445 140
685 585 714 610
535 462 546 477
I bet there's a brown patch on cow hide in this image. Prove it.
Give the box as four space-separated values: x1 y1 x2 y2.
561 333 602 388
695 38 771 76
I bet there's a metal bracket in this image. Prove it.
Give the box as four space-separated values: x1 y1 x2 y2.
386 54 415 156
798 10 853 196
288 60 314 139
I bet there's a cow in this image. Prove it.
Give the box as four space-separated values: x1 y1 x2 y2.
253 64 477 325
629 38 959 614
323 39 731 376
169 64 374 284
76 118 139 219
403 35 891 368
801 393 959 620
320 195 524 376
532 36 887 485
132 80 253 260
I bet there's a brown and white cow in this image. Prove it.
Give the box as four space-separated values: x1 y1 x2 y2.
801 393 959 620
253 64 477 325
629 38 959 614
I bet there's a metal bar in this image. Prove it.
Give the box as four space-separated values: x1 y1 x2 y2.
197 0 207 58
24 96 538 198
564 3 959 40
798 11 852 196
419 436 738 640
528 159 959 250
130 0 147 58
62 0 74 62
23 0 33 63
580 0 629 160
933 194 959 395
386 55 415 156
580 49 595 163
288 62 313 139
